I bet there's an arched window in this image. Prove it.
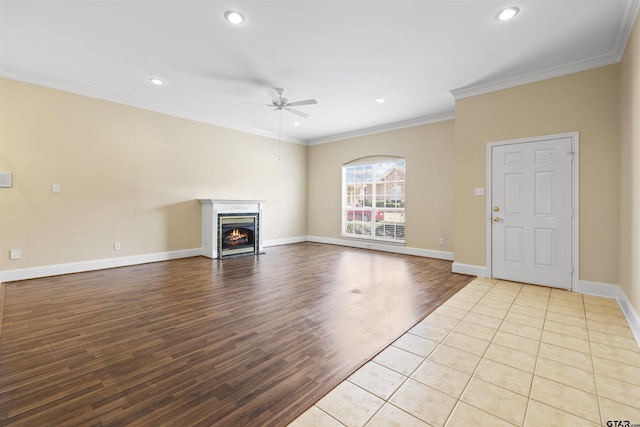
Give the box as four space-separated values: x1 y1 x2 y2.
342 157 405 243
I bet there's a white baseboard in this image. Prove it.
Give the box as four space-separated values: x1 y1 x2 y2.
306 235 454 261
578 280 640 349
617 292 640 348
575 279 619 298
0 248 202 282
452 263 487 277
263 236 308 248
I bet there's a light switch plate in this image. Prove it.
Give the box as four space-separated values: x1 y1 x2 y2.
52 184 61 193
0 172 12 188
475 187 485 196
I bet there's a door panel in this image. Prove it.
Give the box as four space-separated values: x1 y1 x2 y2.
505 173 524 215
491 137 573 289
534 228 555 267
504 227 524 263
535 172 555 215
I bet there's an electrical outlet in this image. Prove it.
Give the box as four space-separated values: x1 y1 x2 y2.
10 249 21 260
439 238 444 245
114 242 121 250
52 184 61 193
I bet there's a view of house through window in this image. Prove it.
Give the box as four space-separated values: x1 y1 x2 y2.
342 158 405 242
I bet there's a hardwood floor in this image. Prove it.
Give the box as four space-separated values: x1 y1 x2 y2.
0 243 474 426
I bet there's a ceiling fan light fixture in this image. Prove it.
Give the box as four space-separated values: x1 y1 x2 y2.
497 7 520 21
149 77 165 86
224 10 245 25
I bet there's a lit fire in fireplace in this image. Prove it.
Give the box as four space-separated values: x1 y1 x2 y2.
224 228 249 246
229 229 246 241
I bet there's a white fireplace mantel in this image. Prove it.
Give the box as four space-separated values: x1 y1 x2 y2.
199 199 265 258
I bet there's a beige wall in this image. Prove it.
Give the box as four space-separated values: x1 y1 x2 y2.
307 121 455 252
0 78 307 271
454 65 620 284
619 15 640 313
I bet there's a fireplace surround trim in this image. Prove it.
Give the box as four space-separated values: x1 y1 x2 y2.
199 199 265 259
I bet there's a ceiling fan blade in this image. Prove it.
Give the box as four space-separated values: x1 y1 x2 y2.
266 89 279 103
286 108 309 118
286 99 317 107
267 88 284 103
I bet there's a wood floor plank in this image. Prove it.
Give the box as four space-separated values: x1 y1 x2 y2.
0 242 473 426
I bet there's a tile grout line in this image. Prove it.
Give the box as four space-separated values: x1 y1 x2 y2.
444 281 597 426
520 282 551 427
582 294 640 423
584 292 606 426
439 279 504 426
363 278 499 426
393 279 508 425
530 289 609 426
450 279 537 427
419 278 541 425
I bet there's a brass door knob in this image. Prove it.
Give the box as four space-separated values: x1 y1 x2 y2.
493 216 501 222
493 206 500 212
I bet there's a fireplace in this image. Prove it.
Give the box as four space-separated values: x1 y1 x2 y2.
199 199 265 259
218 214 258 258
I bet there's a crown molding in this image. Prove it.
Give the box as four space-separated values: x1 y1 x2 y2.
616 0 640 58
452 0 640 100
450 51 621 100
306 112 455 146
0 66 307 145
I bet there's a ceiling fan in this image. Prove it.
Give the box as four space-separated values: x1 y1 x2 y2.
253 88 318 118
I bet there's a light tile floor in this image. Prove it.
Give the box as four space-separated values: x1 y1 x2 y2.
288 278 640 427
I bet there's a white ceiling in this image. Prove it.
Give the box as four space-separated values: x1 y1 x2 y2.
1 0 638 144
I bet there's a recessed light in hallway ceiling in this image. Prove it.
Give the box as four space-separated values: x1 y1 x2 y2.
497 6 520 21
224 10 245 25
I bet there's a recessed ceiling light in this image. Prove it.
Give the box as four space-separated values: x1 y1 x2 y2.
497 7 520 21
375 98 386 104
149 77 165 86
292 122 301 126
224 10 245 25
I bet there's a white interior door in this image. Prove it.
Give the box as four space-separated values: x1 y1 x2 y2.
490 136 574 289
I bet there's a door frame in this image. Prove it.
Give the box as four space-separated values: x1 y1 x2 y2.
485 132 580 291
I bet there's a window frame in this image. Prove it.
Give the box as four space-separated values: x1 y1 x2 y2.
341 158 406 244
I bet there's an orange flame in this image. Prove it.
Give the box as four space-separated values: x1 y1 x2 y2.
229 229 248 241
